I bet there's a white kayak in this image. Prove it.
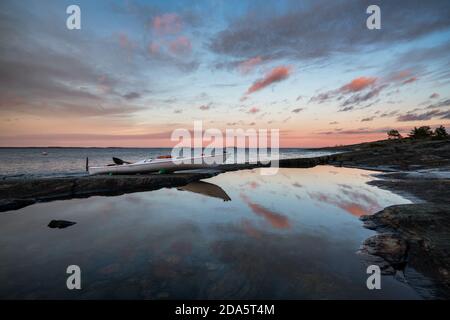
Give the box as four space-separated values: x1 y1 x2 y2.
88 153 227 175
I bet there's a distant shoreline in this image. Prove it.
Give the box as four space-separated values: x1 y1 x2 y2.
0 146 342 150
0 145 355 150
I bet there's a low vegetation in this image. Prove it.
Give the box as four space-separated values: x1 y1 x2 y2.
387 125 449 140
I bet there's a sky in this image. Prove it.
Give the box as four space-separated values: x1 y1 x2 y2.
0 0 449 147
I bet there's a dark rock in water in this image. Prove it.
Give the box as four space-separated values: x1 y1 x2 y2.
359 233 408 274
360 203 450 298
48 220 76 229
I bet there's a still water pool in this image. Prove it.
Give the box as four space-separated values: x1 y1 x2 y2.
0 166 421 299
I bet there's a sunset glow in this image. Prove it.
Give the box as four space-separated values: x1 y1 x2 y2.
0 0 449 147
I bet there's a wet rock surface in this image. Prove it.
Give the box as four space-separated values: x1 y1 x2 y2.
359 233 409 274
360 204 450 298
368 175 450 204
0 172 219 212
280 138 450 172
278 156 331 168
324 138 450 298
326 138 450 171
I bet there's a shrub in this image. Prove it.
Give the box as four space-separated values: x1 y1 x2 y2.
434 125 449 139
409 126 432 139
387 129 402 139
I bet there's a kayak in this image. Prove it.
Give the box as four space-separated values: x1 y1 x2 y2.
88 153 227 175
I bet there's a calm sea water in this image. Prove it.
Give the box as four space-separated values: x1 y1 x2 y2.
0 166 422 299
0 147 338 178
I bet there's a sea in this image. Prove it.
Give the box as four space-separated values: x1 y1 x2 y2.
0 147 338 178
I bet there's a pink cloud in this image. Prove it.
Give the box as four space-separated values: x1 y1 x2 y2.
390 70 413 82
389 70 419 86
248 181 259 189
241 219 262 239
118 33 135 50
339 76 377 93
387 69 418 85
152 13 182 35
169 36 192 54
246 65 291 95
148 42 160 55
241 194 290 229
308 190 381 218
402 77 417 84
118 33 129 48
238 56 263 74
247 107 260 114
430 93 440 99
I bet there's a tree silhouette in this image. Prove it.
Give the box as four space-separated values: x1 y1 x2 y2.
387 129 402 139
409 126 432 139
434 125 449 139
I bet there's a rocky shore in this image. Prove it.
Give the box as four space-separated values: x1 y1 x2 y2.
341 138 450 299
326 138 450 171
359 175 450 296
360 203 450 298
0 171 219 212
1 138 449 298
288 138 450 298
